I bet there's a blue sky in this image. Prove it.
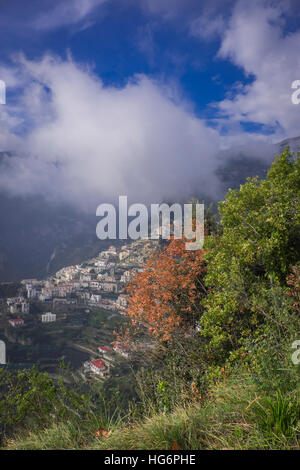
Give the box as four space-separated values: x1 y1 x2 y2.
0 0 299 208
0 0 247 114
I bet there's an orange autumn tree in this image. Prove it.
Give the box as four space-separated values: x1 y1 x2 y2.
126 237 207 341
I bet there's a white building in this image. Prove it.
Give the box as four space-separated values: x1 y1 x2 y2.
90 281 101 289
116 295 128 312
21 302 30 314
39 293 52 302
113 342 130 358
102 282 118 293
95 259 107 268
120 270 135 283
41 312 56 323
9 304 19 314
27 287 37 299
89 294 102 304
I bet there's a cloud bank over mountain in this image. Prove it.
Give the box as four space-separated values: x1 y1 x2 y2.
0 55 220 210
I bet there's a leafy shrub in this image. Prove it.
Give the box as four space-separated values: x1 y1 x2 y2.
0 367 91 442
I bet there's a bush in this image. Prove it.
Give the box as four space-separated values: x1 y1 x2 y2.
0 367 91 442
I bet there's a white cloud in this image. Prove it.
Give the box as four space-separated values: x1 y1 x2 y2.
138 0 185 17
137 24 156 67
216 0 300 138
190 13 225 41
0 54 220 210
34 0 108 30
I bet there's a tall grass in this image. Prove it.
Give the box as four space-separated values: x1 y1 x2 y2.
254 390 299 438
5 373 299 450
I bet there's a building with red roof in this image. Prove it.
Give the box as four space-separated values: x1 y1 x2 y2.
90 359 107 375
98 346 111 354
9 318 24 327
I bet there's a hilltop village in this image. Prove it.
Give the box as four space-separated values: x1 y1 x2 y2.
0 239 158 379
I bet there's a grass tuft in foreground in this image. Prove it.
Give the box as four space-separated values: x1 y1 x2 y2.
5 373 299 450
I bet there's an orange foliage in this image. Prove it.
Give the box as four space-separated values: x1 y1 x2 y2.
126 237 206 341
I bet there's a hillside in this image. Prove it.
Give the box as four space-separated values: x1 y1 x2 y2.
0 137 299 282
0 148 299 451
216 136 300 194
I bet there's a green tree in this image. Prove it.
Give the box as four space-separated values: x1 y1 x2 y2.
200 148 300 361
